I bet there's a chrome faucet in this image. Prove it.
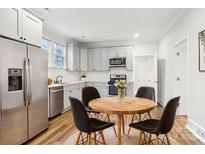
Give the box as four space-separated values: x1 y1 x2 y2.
55 75 63 84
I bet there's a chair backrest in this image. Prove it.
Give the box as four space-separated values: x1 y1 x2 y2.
156 96 180 134
69 96 91 133
82 86 100 107
135 86 155 101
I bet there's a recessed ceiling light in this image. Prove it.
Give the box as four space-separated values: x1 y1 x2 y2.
134 33 139 38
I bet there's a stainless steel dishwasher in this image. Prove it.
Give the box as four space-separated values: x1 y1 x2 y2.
49 86 63 118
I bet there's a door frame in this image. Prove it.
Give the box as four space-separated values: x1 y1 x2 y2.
133 53 158 105
172 35 190 115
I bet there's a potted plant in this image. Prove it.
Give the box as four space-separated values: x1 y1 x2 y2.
114 80 126 102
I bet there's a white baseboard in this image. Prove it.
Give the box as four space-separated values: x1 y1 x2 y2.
186 118 205 144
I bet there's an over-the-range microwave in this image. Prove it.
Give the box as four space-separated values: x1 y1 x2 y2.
109 57 126 67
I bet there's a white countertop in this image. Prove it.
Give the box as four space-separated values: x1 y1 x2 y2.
48 80 85 88
48 80 134 88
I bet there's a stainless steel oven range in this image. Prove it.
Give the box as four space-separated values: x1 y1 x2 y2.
108 74 127 96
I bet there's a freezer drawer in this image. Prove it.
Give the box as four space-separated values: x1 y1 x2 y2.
49 87 63 118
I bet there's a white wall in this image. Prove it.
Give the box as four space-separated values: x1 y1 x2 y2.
159 8 205 142
82 41 158 82
43 28 80 82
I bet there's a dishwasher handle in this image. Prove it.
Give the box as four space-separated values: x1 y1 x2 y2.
50 89 63 93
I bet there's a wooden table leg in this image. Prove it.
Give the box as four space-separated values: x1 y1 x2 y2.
121 115 125 135
117 114 122 145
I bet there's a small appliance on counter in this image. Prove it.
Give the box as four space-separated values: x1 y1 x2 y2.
108 74 127 96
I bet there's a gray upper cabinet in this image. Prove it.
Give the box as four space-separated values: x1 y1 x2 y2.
0 8 22 40
126 46 134 70
93 48 102 71
0 8 42 47
80 48 88 71
22 10 42 47
115 46 127 57
67 44 80 72
109 47 116 58
88 48 95 71
101 48 110 71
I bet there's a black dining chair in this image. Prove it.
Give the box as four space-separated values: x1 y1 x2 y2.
129 96 180 145
69 96 115 145
127 86 156 135
82 86 117 137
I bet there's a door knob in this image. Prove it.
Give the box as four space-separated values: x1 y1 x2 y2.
176 77 180 81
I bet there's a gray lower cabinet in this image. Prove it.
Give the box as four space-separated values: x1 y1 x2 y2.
126 82 134 97
63 82 85 110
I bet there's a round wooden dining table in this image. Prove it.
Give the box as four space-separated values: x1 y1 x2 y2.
89 96 156 145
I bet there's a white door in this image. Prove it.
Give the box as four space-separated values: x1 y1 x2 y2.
0 8 22 40
22 10 42 47
133 54 158 103
173 40 188 115
101 48 110 71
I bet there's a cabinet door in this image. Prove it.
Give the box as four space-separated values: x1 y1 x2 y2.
73 46 80 71
116 46 127 57
126 83 134 97
22 10 42 47
101 48 110 71
0 8 22 40
109 47 116 58
63 91 71 109
80 48 87 71
93 48 102 71
100 86 109 97
126 46 133 70
88 49 95 71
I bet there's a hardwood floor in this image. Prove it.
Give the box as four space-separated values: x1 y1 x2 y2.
27 107 203 145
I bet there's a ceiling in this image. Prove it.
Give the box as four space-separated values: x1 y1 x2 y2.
28 8 185 43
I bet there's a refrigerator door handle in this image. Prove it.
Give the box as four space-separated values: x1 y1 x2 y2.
28 58 32 105
24 58 29 106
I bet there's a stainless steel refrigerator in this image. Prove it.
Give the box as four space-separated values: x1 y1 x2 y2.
0 37 48 144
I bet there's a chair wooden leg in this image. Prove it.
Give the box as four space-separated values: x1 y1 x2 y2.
138 131 143 144
139 114 142 121
75 132 82 145
87 134 91 145
94 132 97 145
106 113 117 137
100 131 106 145
148 112 152 119
122 115 125 135
149 134 152 145
165 134 170 145
127 114 135 135
155 135 159 145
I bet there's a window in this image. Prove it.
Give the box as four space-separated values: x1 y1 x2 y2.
53 43 65 68
42 38 66 68
42 38 52 67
